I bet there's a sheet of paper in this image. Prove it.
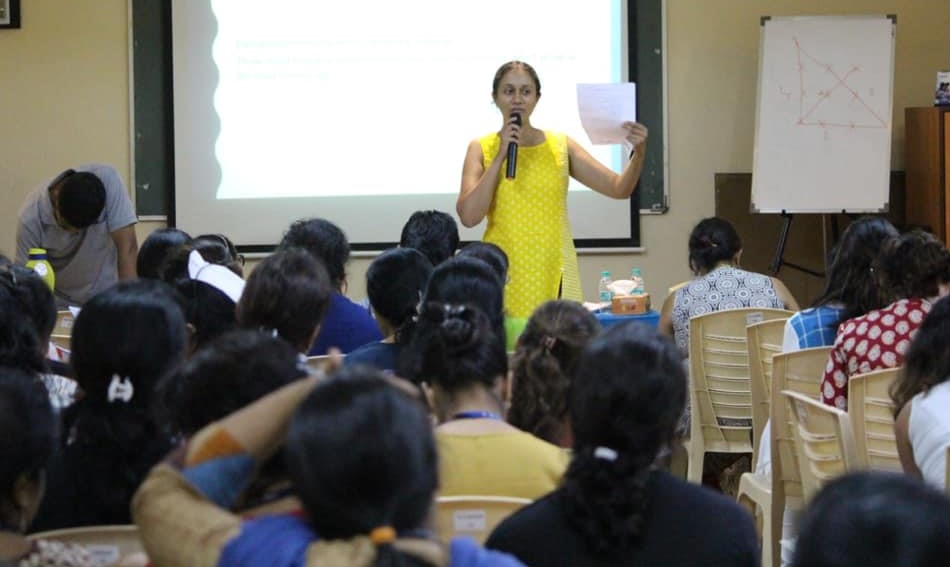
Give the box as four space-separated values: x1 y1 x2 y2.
576 83 637 145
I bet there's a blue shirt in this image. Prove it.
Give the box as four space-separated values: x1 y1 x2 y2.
783 304 844 351
309 293 382 356
344 341 400 373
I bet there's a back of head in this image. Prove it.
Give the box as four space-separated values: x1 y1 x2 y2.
792 471 950 567
876 230 950 303
398 302 507 400
0 265 55 373
236 248 332 352
366 248 433 342
687 217 742 275
507 300 600 445
286 368 437 544
57 171 106 229
890 295 950 414
564 322 686 554
137 228 192 280
159 240 243 283
279 218 349 288
814 217 898 319
399 210 460 266
172 279 238 352
457 242 509 285
423 256 505 339
161 329 307 436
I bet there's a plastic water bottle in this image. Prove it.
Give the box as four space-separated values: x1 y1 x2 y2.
26 248 55 291
598 270 613 303
630 268 645 294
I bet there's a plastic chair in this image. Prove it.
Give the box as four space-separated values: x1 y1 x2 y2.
28 525 143 567
685 307 794 483
435 495 531 545
782 390 860 501
736 346 831 567
746 318 789 470
848 367 901 471
50 309 75 349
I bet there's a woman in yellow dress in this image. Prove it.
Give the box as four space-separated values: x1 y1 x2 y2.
458 60 648 319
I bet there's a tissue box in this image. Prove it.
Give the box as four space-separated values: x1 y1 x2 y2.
611 293 651 315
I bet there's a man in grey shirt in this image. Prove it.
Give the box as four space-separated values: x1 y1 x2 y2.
16 164 139 306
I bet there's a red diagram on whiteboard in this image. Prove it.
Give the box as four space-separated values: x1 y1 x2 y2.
792 37 888 130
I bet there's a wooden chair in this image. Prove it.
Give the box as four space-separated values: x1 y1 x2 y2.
435 495 530 545
736 346 832 567
782 390 860 501
685 307 794 483
746 318 789 469
848 367 901 471
28 525 143 567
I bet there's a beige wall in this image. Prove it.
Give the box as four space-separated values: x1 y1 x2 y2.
4 1 950 304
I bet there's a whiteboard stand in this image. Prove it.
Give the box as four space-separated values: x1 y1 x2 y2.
767 212 826 277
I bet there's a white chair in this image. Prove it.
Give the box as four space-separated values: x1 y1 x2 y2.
848 367 901 471
435 495 531 545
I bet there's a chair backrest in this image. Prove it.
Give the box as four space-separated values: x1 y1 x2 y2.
848 367 901 471
435 495 531 545
746 317 789 466
770 347 834 502
50 309 75 349
688 308 794 454
782 390 860 501
28 525 143 567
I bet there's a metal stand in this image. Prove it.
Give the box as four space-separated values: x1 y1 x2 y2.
767 212 826 277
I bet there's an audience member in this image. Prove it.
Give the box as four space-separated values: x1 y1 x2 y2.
486 322 759 566
0 367 93 566
193 233 245 277
15 165 138 306
457 242 525 350
31 280 187 530
279 218 381 355
172 250 245 353
783 217 898 351
345 248 433 372
136 228 192 280
791 471 950 567
400 209 460 266
821 230 950 409
400 302 567 499
420 256 507 347
506 300 600 448
133 368 525 566
659 216 799 353
236 248 332 354
891 295 950 489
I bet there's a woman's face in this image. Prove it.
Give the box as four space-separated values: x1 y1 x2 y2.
493 68 540 121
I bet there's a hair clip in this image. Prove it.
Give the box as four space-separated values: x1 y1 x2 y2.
443 304 467 318
542 336 557 351
107 374 135 403
593 446 619 462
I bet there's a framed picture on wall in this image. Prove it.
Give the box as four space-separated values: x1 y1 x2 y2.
0 0 21 29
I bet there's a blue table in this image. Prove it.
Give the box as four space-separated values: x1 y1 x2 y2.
594 309 661 329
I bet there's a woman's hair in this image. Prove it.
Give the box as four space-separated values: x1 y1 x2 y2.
159 240 243 282
137 228 192 280
172 279 238 351
791 471 950 567
890 295 950 415
285 368 436 565
160 329 308 436
687 217 742 275
236 248 332 352
812 217 898 320
492 60 541 97
62 279 187 524
457 242 509 286
279 218 350 289
0 265 55 373
398 302 507 397
193 233 245 275
421 256 505 341
0 366 55 516
875 230 950 303
399 210 460 267
507 301 600 445
563 322 686 554
366 248 433 343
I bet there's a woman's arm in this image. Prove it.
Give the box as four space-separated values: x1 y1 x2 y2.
567 121 648 199
770 277 801 311
894 402 923 480
457 117 522 227
658 292 675 338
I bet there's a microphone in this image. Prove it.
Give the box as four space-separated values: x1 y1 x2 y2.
506 112 521 179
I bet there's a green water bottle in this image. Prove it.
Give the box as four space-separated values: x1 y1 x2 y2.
25 248 55 291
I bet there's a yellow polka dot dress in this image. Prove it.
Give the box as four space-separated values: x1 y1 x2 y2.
480 131 583 319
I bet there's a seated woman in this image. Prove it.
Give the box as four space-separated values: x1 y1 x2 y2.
891 295 950 490
821 230 950 410
172 250 246 354
783 216 897 351
30 280 188 530
486 323 758 565
0 367 93 566
133 368 525 567
456 243 523 351
345 247 433 372
399 302 568 499
506 300 600 448
136 227 192 280
659 216 799 354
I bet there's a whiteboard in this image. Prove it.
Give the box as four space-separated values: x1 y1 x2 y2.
751 15 895 213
